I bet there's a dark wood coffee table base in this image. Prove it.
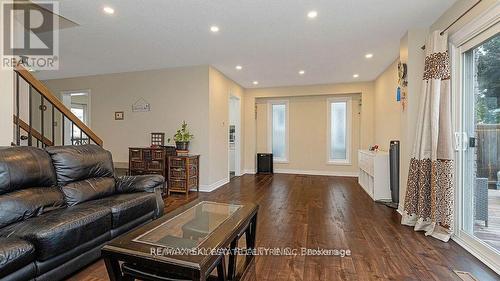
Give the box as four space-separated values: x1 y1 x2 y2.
102 210 258 281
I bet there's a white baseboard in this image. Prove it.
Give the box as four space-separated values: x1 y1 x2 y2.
243 169 256 174
198 177 229 192
274 169 358 177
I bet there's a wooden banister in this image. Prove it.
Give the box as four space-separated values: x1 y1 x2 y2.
14 64 103 146
13 115 54 146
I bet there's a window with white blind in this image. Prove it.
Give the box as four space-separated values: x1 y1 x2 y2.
327 97 352 164
268 100 289 162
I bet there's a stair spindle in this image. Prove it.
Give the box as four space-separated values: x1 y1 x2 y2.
15 73 20 146
28 85 32 146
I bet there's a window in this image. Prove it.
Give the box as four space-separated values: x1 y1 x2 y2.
268 100 289 162
327 97 351 164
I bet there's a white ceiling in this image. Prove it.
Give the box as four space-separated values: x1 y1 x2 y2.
36 0 456 88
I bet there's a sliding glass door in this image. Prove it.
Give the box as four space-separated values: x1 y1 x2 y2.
456 21 499 271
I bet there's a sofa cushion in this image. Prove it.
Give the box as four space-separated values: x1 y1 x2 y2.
0 237 35 278
0 187 66 228
0 147 57 195
61 177 116 206
0 204 111 261
86 193 156 228
45 145 115 185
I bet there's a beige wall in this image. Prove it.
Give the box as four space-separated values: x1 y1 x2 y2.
255 94 362 175
244 82 375 174
44 65 212 186
44 65 246 190
208 67 245 187
398 29 428 206
374 60 401 151
0 0 13 146
0 67 13 146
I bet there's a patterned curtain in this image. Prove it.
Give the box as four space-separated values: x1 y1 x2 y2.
401 31 454 242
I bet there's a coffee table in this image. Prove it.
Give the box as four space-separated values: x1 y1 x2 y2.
102 200 259 281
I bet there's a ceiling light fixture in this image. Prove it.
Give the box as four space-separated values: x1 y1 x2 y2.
353 74 359 78
365 53 373 59
299 70 305 75
210 26 219 33
235 65 243 70
103 6 115 15
252 81 259 85
307 10 318 19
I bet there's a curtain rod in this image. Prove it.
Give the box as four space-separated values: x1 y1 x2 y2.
421 0 482 50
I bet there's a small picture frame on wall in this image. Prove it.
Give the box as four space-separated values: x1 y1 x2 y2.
114 111 124 120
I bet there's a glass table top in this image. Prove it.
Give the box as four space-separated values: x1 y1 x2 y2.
133 201 242 249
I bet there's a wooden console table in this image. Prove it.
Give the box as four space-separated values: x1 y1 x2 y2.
168 155 200 197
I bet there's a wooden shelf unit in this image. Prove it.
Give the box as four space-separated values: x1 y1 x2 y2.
168 155 200 197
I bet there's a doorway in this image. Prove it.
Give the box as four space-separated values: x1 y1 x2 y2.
61 90 91 145
454 20 499 272
229 95 241 178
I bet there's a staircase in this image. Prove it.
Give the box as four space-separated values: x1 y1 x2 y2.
12 65 102 147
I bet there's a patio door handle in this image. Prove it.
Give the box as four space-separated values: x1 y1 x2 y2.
469 137 476 148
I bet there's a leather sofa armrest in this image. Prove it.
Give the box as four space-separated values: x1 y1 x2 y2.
116 175 164 193
116 175 165 217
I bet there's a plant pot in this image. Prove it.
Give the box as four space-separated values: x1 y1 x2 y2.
175 141 189 151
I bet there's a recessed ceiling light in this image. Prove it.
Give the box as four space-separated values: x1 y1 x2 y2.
252 81 259 85
298 70 305 75
235 65 242 70
365 53 373 59
103 6 114 15
307 10 318 19
353 74 359 78
210 26 219 33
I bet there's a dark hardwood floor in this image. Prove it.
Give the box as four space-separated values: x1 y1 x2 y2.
68 174 499 281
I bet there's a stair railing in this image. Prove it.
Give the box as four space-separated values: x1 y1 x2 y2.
13 64 103 147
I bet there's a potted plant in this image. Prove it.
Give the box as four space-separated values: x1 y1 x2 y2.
173 121 194 151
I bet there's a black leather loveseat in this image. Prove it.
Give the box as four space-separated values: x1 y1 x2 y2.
0 145 165 281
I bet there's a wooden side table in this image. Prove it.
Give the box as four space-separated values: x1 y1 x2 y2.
168 155 200 197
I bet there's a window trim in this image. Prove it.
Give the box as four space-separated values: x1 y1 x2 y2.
267 100 289 163
326 97 352 165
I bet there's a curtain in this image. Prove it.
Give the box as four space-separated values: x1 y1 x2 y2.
401 31 454 242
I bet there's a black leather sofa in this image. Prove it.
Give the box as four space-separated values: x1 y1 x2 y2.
0 145 165 281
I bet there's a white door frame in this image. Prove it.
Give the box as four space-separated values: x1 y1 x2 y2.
60 89 91 145
449 4 500 275
228 95 242 176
